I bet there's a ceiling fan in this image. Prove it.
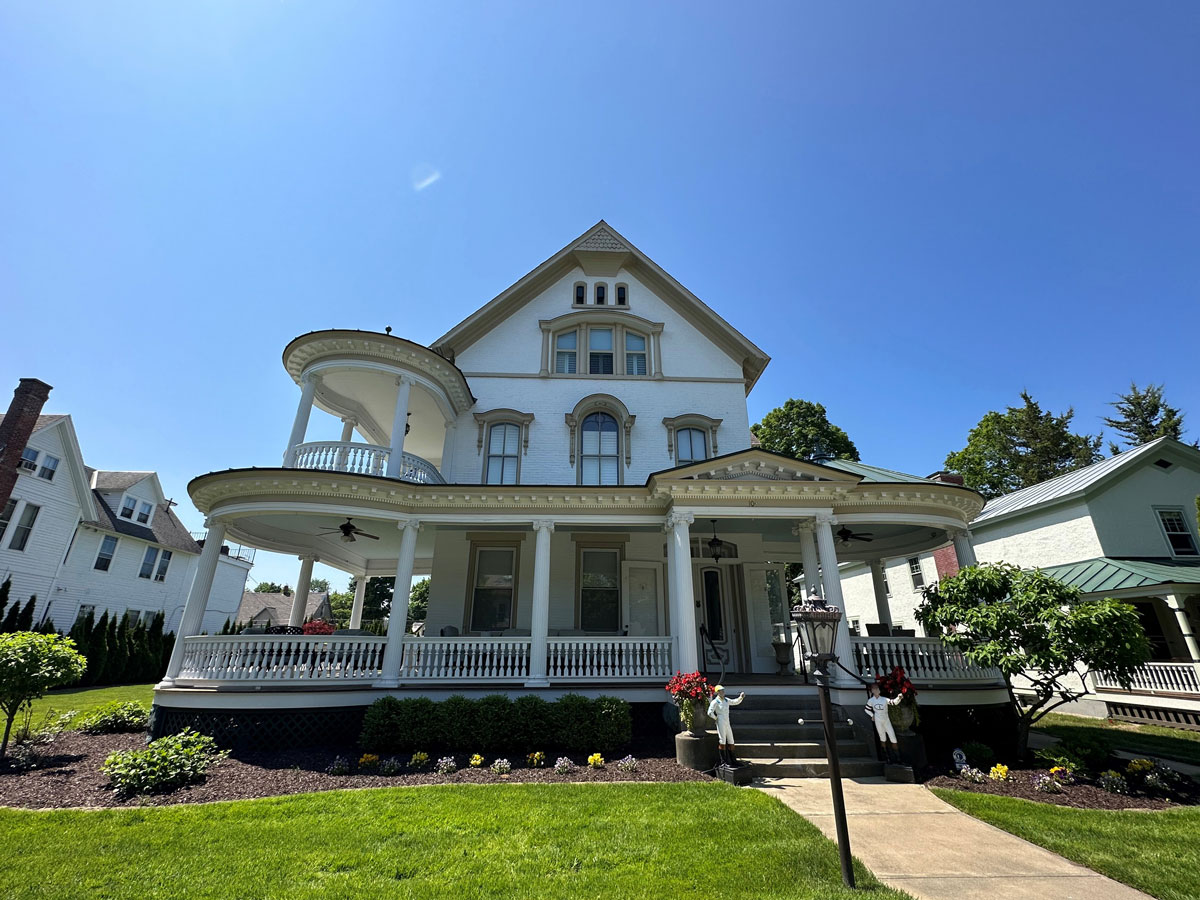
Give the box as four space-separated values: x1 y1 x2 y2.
317 518 380 543
836 525 874 544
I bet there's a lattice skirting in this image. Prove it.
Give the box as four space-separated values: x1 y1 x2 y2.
149 705 369 751
1105 702 1200 731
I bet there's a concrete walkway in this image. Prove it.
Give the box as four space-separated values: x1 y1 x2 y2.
758 776 1151 900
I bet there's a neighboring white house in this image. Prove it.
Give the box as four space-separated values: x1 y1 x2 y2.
0 413 253 635
235 591 333 628
155 221 1006 755
839 437 1200 725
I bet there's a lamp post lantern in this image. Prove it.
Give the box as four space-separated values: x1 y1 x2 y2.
792 601 856 889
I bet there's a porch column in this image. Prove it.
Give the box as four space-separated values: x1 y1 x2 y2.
283 373 320 466
289 555 317 627
526 519 555 686
869 559 893 630
814 513 854 687
349 574 369 629
1165 594 1200 662
947 528 977 567
384 376 413 479
666 510 698 673
378 518 421 687
793 521 822 600
336 417 357 469
159 519 227 687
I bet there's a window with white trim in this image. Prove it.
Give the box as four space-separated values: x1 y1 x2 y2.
579 548 621 632
468 546 517 632
588 328 614 374
155 550 172 582
594 283 606 305
1157 509 1199 557
485 423 520 485
908 557 925 590
573 282 586 305
616 284 627 306
8 503 40 551
0 499 15 546
625 332 647 375
554 330 578 374
119 496 137 519
675 427 707 465
139 546 158 578
580 413 619 485
19 448 38 472
137 501 153 525
94 535 118 571
37 455 59 481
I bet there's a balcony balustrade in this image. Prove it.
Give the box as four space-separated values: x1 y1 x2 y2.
848 635 1003 684
289 440 445 484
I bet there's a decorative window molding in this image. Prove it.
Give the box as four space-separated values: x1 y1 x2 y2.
615 283 628 306
573 282 586 306
539 311 664 378
473 409 535 456
662 414 722 462
594 282 607 305
565 394 635 471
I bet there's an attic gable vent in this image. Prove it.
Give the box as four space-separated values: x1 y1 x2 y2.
1154 458 1174 470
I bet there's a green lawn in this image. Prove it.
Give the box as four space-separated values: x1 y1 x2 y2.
27 683 155 726
933 788 1200 900
1034 712 1200 766
0 783 909 900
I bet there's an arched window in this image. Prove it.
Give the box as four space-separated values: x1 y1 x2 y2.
580 413 619 485
485 423 520 484
594 283 607 305
675 427 707 465
616 284 628 306
574 283 586 305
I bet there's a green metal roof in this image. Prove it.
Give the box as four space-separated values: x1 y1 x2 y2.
814 458 942 485
1041 557 1200 594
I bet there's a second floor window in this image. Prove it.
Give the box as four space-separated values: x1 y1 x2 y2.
120 496 137 519
19 448 38 472
139 546 159 579
1158 509 1199 556
155 550 173 582
0 500 15 545
625 332 647 375
94 535 119 571
908 557 925 590
588 329 614 374
675 428 707 465
485 423 520 485
8 503 40 552
37 455 59 481
580 413 619 485
554 331 577 374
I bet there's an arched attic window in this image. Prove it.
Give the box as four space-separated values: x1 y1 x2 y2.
565 394 635 485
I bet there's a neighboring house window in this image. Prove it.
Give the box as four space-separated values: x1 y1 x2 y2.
485 423 520 485
137 501 153 525
588 328 614 374
883 569 891 597
94 535 119 571
1158 509 1199 557
8 503 40 551
625 332 647 375
19 448 39 472
579 548 620 632
75 604 95 623
155 550 172 582
594 283 606 305
139 546 159 579
616 284 627 306
580 413 619 485
0 499 15 546
468 546 517 632
119 496 137 519
908 557 925 590
849 618 861 637
574 283 586 305
554 331 578 374
37 455 59 480
675 428 707 465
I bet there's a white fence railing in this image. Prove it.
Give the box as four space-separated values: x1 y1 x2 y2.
1094 662 1200 695
401 637 531 681
849 636 1002 684
177 635 387 682
548 637 674 680
290 441 445 484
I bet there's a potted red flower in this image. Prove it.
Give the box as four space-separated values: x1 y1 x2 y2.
665 671 714 736
874 666 919 732
302 619 335 636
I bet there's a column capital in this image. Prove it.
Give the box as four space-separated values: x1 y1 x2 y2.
791 520 816 535
297 553 319 563
814 512 837 527
946 527 972 541
1163 595 1183 611
664 510 695 530
396 518 423 534
202 516 227 530
395 374 416 387
340 416 358 427
532 519 555 534
300 371 323 386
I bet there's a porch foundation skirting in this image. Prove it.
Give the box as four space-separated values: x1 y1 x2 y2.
175 634 675 687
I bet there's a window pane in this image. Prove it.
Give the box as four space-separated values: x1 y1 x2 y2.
574 284 585 303
556 331 577 349
502 457 518 484
9 504 39 551
19 448 38 471
580 550 620 632
626 353 646 375
594 284 606 304
581 550 619 588
38 456 59 480
155 550 172 581
581 458 600 485
0 499 15 545
95 535 118 571
139 546 158 579
625 333 645 351
137 502 153 524
555 351 576 374
599 457 618 484
589 353 614 375
616 285 627 305
703 569 724 642
476 549 514 588
120 497 136 518
471 548 515 631
589 329 612 351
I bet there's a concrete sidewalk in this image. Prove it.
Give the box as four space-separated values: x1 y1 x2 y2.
758 777 1151 900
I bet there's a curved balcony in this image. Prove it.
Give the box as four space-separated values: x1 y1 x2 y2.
290 440 445 485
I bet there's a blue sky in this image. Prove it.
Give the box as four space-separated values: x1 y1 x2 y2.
3 2 1197 592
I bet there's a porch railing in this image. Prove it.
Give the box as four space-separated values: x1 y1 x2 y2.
400 637 531 681
547 637 674 680
1094 661 1200 696
290 440 445 484
849 636 1002 684
177 635 387 683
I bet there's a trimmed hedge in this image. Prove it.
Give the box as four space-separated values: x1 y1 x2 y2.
360 693 631 755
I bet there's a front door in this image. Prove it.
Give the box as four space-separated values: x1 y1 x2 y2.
621 561 665 636
695 565 741 673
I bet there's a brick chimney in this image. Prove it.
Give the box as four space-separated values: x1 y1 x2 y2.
925 470 965 486
0 378 53 511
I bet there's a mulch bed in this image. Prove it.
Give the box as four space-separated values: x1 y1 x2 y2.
927 767 1199 811
0 732 710 810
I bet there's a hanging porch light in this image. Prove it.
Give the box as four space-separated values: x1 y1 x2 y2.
707 520 732 562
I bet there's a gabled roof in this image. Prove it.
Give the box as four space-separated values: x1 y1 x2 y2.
647 447 865 484
85 493 202 555
2 413 98 521
235 591 331 625
431 221 771 393
816 458 951 485
1041 557 1200 594
0 413 68 434
89 469 153 492
973 437 1200 526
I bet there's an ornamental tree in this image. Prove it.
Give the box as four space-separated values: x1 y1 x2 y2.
0 632 87 759
751 398 860 462
915 563 1150 757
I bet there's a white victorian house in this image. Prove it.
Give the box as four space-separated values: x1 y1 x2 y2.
156 222 1005 754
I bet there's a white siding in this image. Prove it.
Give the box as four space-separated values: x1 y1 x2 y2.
1087 463 1200 559
973 500 1103 569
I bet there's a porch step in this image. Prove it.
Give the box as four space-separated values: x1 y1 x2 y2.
721 692 820 711
738 740 871 760
733 723 856 742
731 708 825 725
747 757 884 779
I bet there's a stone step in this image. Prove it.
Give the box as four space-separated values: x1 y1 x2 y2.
747 757 884 779
731 723 857 742
738 741 871 760
720 692 820 711
729 709 826 725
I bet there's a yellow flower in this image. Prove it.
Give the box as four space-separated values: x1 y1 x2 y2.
988 763 1009 781
470 753 484 767
587 753 605 768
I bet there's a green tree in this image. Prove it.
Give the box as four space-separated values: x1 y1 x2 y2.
915 563 1150 756
750 399 860 462
147 612 165 681
0 632 86 759
347 576 392 624
0 577 10 625
0 599 20 633
86 612 109 686
253 581 284 594
327 591 354 628
944 392 1103 499
409 579 430 622
309 578 330 593
1103 382 1188 453
15 596 35 633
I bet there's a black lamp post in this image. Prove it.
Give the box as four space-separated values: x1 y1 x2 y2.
792 601 855 889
